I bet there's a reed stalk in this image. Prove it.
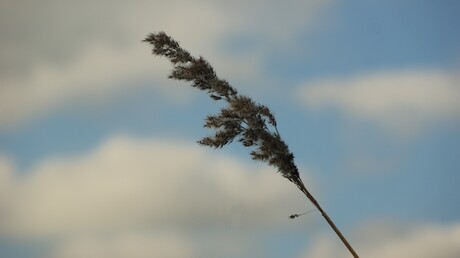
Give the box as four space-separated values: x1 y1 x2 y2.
144 32 359 258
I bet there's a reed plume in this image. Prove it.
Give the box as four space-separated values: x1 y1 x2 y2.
143 32 359 258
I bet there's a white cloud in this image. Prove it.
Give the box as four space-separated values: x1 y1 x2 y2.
49 231 257 258
301 221 460 258
0 0 332 129
50 233 198 258
298 70 460 134
0 136 309 238
0 43 172 128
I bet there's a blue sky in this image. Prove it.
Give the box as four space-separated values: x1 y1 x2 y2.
1 0 459 257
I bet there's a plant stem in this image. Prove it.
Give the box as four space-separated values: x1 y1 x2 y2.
295 178 359 258
143 32 360 258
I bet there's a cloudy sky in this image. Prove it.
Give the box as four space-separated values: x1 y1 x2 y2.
1 0 459 257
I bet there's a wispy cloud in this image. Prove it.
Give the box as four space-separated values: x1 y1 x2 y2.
0 43 171 129
50 233 198 258
49 231 258 258
0 0 332 129
297 69 460 134
301 220 460 258
0 135 309 238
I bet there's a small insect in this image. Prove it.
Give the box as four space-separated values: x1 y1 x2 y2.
289 209 317 219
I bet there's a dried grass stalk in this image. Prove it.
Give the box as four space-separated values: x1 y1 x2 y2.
144 32 359 258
